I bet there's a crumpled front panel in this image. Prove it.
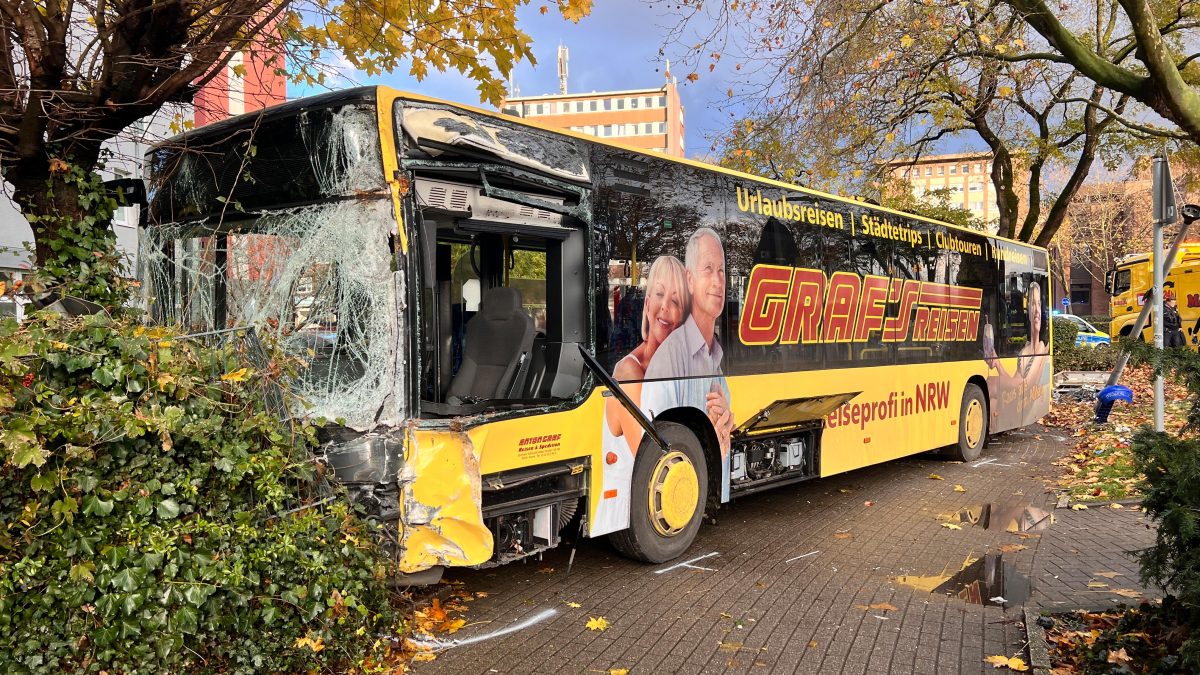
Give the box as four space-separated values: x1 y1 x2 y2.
397 428 493 572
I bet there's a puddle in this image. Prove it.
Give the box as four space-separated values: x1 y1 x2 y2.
932 554 1032 607
947 503 1053 532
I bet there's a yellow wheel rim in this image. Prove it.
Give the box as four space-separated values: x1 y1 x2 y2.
965 399 984 448
648 450 699 536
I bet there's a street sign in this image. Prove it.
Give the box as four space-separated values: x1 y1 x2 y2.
1061 297 1070 308
1154 155 1177 223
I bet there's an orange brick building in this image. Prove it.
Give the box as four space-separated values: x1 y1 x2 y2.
501 81 685 157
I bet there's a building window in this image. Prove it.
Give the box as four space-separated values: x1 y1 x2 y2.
937 166 944 175
925 167 932 176
604 99 612 111
974 162 982 172
616 98 625 110
658 95 666 107
657 122 666 133
502 106 519 116
590 100 598 112
644 122 653 133
962 164 969 173
1070 285 1091 306
949 165 957 175
631 97 639 109
574 101 583 112
969 183 982 191
603 124 613 136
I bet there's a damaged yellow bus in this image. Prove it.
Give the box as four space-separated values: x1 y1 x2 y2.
142 87 1051 579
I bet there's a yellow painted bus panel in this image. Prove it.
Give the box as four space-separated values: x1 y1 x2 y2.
397 429 493 572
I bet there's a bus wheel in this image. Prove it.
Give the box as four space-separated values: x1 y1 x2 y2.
609 422 708 564
947 384 988 462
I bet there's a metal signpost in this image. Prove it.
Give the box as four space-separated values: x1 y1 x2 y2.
1102 158 1199 426
1152 155 1176 432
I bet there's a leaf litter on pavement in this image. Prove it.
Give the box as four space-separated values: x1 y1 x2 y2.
1044 366 1190 502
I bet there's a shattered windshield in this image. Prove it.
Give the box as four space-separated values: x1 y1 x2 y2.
148 102 385 221
142 197 403 429
143 98 404 428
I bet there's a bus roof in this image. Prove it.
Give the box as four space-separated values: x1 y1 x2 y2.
155 84 1046 253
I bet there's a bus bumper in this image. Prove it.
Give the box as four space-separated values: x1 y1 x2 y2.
397 429 494 573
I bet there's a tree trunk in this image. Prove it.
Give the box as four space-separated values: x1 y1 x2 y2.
8 148 127 307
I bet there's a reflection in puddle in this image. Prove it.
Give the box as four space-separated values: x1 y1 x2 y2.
932 554 1032 607
948 503 1054 532
892 553 973 592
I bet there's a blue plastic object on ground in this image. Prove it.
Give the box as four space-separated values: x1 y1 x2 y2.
1094 384 1134 424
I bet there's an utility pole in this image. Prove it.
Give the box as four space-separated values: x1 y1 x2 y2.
1152 154 1176 432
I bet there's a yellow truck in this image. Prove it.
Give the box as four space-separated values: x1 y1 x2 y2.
1107 243 1200 344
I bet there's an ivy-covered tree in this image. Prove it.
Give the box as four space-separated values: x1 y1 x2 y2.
0 0 591 303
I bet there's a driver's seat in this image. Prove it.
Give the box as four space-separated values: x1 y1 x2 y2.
447 287 535 401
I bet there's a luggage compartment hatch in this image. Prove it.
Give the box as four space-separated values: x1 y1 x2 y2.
733 392 861 438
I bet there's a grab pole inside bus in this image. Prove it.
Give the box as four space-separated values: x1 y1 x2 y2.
577 345 671 453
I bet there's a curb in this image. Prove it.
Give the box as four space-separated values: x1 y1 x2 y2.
1022 607 1054 674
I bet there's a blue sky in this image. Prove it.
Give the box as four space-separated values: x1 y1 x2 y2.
313 2 740 159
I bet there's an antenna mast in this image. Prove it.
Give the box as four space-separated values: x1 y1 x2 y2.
558 44 569 94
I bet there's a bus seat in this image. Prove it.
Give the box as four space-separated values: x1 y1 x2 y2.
447 287 535 401
519 333 549 398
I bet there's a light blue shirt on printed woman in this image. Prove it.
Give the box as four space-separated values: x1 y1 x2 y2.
640 315 732 500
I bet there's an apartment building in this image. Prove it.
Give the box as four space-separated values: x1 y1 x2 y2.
501 81 685 157
888 152 998 224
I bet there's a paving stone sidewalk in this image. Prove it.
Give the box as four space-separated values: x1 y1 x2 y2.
414 426 1159 674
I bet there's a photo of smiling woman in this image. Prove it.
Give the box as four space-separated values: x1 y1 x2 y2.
983 280 1051 428
592 255 689 534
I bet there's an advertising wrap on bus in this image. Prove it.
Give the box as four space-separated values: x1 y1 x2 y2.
143 86 1051 578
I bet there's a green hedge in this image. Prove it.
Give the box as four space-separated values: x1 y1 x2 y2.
0 313 400 673
1052 316 1119 372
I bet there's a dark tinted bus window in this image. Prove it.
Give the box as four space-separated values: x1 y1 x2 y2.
822 213 855 368
891 219 939 365
591 147 725 375
994 242 1049 358
936 225 994 362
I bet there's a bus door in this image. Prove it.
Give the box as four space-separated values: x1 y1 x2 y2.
412 174 589 414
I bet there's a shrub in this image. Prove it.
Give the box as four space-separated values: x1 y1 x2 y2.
1055 343 1120 373
1052 316 1078 354
1126 341 1200 669
0 313 401 673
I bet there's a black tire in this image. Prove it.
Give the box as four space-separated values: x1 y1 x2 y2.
609 421 709 563
945 383 988 462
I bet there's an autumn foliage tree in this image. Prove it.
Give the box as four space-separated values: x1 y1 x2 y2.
665 0 1173 246
0 0 591 302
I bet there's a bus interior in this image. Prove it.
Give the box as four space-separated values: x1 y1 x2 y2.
411 172 589 417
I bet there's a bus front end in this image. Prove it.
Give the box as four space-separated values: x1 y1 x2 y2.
143 87 598 580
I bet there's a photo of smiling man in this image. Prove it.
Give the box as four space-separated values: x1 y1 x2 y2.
641 226 735 499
